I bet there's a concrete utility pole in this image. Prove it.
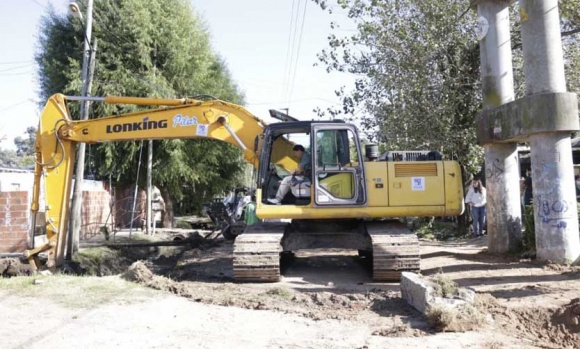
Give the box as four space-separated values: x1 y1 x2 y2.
478 1 579 263
519 0 580 263
69 0 94 258
476 0 522 253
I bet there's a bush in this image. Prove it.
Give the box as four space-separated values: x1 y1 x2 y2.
174 220 192 229
414 219 463 241
431 273 459 298
426 302 487 332
522 205 535 253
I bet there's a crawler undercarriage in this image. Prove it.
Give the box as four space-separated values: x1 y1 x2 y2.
232 220 420 282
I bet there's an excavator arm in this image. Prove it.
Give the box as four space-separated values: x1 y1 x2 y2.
25 93 295 270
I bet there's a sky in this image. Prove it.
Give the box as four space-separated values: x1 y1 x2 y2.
0 0 357 150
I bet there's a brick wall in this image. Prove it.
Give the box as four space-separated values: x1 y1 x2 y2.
0 191 30 253
81 190 112 240
0 184 114 250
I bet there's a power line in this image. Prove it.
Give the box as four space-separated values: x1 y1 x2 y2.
0 63 34 73
288 0 309 103
0 60 33 65
0 70 34 77
30 0 47 10
284 0 303 101
247 97 341 106
281 0 298 100
0 99 34 112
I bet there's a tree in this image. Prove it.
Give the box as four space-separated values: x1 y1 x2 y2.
314 0 580 174
36 0 247 222
14 126 36 157
0 128 36 168
0 148 19 168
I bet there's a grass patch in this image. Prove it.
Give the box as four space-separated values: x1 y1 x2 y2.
426 302 487 332
266 287 293 299
73 234 177 276
175 220 193 229
0 274 158 309
430 273 459 298
415 221 461 241
73 247 130 276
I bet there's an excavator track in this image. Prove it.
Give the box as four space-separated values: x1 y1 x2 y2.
232 222 286 282
366 221 420 281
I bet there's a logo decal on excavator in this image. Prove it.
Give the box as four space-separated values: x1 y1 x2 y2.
106 117 168 133
173 114 198 127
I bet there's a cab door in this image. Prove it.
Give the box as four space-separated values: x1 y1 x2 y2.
312 124 367 207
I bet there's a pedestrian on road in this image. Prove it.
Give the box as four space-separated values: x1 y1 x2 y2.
465 178 487 237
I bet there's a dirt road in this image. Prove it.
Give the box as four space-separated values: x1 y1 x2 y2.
1 233 579 349
0 290 539 349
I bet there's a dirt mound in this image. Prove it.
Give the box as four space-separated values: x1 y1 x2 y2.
480 294 580 349
543 263 580 276
123 261 190 296
553 298 580 334
0 257 34 277
123 261 155 282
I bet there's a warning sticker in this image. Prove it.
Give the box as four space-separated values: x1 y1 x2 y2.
411 177 425 191
196 124 209 136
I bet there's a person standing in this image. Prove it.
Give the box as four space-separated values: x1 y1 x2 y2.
465 179 487 237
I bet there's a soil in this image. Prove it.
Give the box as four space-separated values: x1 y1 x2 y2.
2 230 580 349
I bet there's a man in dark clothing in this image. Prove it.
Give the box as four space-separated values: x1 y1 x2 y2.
267 144 311 205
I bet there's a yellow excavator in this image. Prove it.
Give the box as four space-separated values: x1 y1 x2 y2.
25 93 464 282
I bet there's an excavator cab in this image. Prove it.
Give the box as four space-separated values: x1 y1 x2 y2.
312 124 366 207
258 121 367 208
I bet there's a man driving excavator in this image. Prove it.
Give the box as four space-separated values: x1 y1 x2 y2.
267 144 311 205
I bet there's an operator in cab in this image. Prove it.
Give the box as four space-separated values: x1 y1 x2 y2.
267 144 311 205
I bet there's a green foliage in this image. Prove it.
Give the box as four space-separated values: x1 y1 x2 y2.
36 0 246 217
521 205 535 253
13 127 37 157
266 287 293 299
174 220 192 229
414 219 462 241
72 247 127 276
0 148 19 168
0 127 37 168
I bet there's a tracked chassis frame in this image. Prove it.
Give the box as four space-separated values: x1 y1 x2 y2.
232 220 420 282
